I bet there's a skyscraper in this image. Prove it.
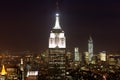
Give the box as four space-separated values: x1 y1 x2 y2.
48 13 66 80
88 36 93 63
74 47 80 61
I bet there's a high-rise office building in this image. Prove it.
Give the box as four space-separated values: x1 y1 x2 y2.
74 47 80 61
88 36 93 63
48 13 66 80
84 52 89 64
99 51 106 61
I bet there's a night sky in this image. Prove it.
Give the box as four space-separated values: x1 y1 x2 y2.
0 0 120 53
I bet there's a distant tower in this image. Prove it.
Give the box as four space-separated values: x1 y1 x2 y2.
74 47 80 61
99 51 106 61
0 65 7 80
88 36 93 63
20 58 24 71
1 65 7 76
20 58 24 80
48 13 66 80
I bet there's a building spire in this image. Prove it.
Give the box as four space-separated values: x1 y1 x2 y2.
53 13 61 29
53 0 61 29
89 36 92 41
56 0 59 12
1 65 7 75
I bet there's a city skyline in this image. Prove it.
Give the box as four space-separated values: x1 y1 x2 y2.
0 0 120 52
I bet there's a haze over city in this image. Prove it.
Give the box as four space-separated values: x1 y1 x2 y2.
0 0 120 52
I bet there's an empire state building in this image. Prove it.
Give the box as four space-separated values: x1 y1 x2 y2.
48 13 66 80
49 13 66 48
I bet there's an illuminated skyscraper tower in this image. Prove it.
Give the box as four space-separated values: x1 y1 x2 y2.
48 13 66 80
49 13 66 48
88 36 93 63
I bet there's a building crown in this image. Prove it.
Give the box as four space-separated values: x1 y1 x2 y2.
1 65 7 75
53 13 61 29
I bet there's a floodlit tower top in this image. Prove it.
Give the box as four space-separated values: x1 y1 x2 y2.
56 13 59 16
90 36 92 40
53 0 62 29
89 36 93 41
1 65 7 75
53 13 61 29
